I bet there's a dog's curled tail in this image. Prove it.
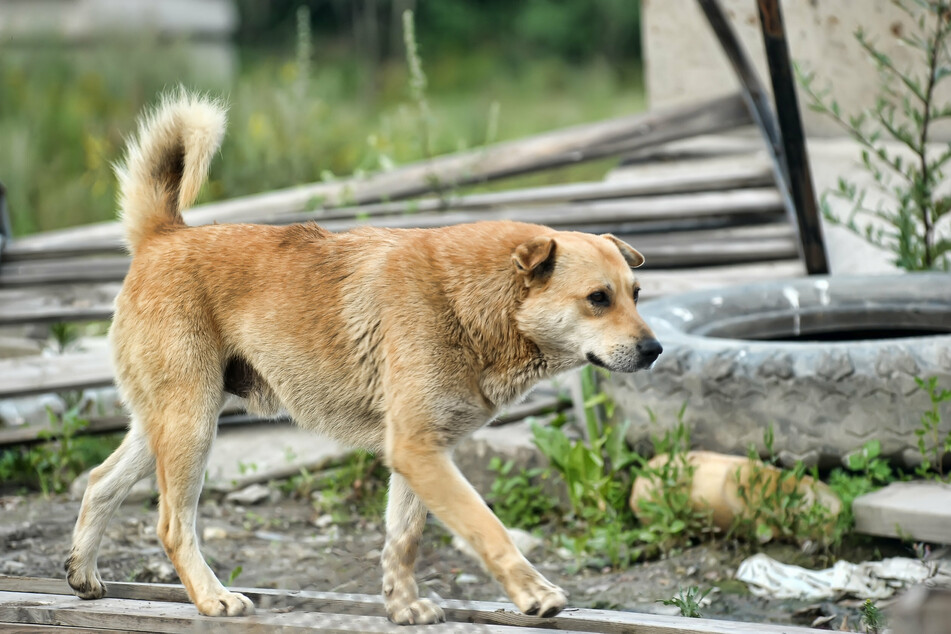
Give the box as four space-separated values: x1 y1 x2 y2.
115 90 227 253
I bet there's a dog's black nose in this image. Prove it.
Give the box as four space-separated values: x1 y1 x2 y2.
637 338 663 363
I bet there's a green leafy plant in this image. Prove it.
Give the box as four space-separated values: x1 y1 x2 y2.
0 406 121 496
829 439 896 535
531 372 644 568
629 409 715 557
914 375 951 479
227 565 243 586
486 457 557 530
308 451 390 521
860 598 886 634
726 426 837 546
799 0 951 271
659 586 711 618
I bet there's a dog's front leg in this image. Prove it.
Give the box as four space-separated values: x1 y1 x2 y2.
381 473 446 624
386 438 566 618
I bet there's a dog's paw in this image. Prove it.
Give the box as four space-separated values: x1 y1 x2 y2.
196 591 255 617
387 598 446 625
509 577 567 619
65 557 106 600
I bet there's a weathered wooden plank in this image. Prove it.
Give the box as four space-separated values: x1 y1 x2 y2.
0 256 802 328
0 282 120 326
0 406 259 449
0 590 574 633
637 260 805 298
290 188 785 232
0 257 129 288
0 191 786 287
0 351 113 399
6 93 751 258
1 186 782 268
1 164 774 262
0 578 831 633
0 625 125 634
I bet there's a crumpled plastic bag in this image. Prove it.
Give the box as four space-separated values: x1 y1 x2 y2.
735 553 950 600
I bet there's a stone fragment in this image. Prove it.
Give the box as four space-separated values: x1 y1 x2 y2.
225 483 271 505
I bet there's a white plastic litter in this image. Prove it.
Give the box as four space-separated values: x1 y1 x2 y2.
735 553 949 600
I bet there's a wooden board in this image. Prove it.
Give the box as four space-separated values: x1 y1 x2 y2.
0 192 787 287
0 258 803 328
0 187 784 277
0 351 113 399
6 93 751 259
2 164 774 262
0 391 565 449
0 577 830 634
0 282 120 325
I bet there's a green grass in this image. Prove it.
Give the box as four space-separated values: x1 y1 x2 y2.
0 39 644 236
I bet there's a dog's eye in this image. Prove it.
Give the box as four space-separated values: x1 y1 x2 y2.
587 290 610 307
633 287 640 304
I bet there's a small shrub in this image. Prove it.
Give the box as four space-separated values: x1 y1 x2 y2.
860 598 886 634
629 410 716 556
914 375 951 479
486 457 557 530
828 439 896 536
659 586 711 618
799 0 951 271
723 427 843 547
0 406 121 496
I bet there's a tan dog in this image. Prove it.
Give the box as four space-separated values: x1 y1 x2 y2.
66 92 662 624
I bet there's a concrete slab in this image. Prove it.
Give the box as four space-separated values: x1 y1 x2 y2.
204 423 351 492
853 481 951 544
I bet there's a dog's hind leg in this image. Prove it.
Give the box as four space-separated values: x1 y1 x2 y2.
66 425 155 599
151 394 255 617
381 473 446 624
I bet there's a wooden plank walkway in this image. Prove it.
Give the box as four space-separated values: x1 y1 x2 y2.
0 577 828 633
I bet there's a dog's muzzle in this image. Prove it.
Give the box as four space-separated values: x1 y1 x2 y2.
587 338 663 373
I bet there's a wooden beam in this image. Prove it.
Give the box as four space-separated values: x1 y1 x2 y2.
0 189 784 287
0 282 120 326
0 395 566 449
0 351 113 399
1 164 774 262
0 577 831 634
5 93 752 259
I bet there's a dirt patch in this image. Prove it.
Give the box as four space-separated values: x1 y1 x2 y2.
0 491 895 630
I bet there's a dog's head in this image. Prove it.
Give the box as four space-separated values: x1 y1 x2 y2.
513 231 661 373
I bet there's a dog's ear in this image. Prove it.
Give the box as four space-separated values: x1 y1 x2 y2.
602 234 645 269
513 236 556 281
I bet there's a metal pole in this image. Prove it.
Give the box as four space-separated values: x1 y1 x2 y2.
756 0 829 274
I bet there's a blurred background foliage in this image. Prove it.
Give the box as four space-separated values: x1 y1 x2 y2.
0 0 643 236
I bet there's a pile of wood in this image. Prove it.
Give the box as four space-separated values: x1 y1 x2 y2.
0 91 804 451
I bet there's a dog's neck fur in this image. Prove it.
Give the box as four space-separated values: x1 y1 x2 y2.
433 226 577 410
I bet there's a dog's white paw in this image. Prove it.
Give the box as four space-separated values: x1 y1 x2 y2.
196 591 255 617
65 555 106 600
387 598 446 625
509 576 567 618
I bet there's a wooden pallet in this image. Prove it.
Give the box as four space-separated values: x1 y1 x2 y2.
0 576 826 633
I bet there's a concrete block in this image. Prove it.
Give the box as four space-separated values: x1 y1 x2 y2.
853 481 951 544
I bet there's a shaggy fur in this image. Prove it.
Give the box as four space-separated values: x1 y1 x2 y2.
66 92 662 624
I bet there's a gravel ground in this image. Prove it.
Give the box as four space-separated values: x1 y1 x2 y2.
0 490 891 631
